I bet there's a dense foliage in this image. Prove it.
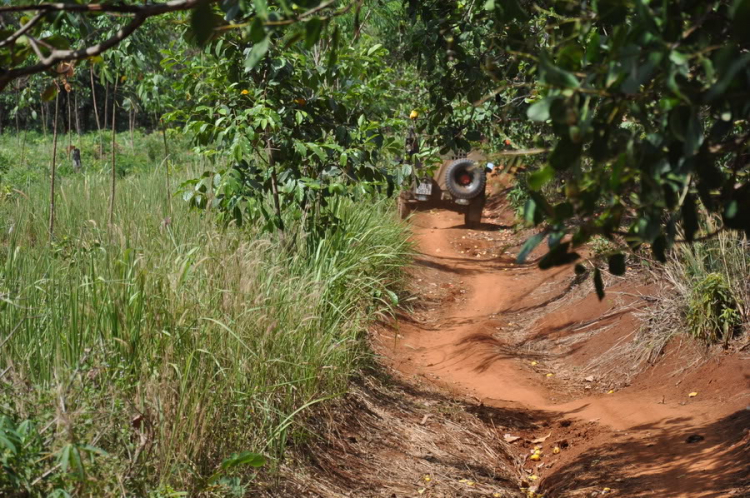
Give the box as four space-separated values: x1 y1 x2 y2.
401 0 750 297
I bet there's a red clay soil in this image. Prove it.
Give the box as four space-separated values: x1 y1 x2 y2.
374 208 750 498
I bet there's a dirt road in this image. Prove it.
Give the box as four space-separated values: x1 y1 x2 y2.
376 208 749 497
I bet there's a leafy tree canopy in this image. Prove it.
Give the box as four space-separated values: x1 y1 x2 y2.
2 0 749 296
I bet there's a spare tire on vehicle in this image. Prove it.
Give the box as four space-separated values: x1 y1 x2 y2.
444 159 486 200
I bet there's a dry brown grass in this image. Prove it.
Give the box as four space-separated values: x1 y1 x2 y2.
261 373 526 497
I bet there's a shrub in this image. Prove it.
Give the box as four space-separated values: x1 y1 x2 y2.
686 273 743 345
650 226 748 346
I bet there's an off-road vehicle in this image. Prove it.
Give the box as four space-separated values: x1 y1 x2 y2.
398 151 491 227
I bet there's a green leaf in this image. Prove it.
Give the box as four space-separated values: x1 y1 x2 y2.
684 110 704 157
42 35 70 50
58 444 71 472
0 432 17 453
549 137 581 171
539 52 579 88
305 18 323 49
594 267 605 301
516 231 546 263
340 152 348 167
585 30 601 64
557 42 584 71
249 17 266 43
538 242 581 270
245 36 270 70
221 451 266 470
732 0 750 44
608 253 626 276
253 0 269 19
327 25 340 69
367 44 383 56
222 0 241 21
528 166 554 191
597 0 629 25
484 0 496 10
669 50 688 66
191 1 216 46
527 98 552 121
386 289 399 306
705 53 750 102
41 84 57 102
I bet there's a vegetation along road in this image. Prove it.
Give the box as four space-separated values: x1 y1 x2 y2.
0 0 748 496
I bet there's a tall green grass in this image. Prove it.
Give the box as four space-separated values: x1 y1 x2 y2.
0 134 411 496
0 130 195 191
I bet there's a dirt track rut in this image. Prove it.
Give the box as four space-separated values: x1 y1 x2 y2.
376 209 749 497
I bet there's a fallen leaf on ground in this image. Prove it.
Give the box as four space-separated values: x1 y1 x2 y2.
607 390 615 394
546 373 554 377
504 433 521 443
531 433 551 443
530 361 538 366
585 375 595 382
688 392 698 397
553 446 561 454
529 453 541 461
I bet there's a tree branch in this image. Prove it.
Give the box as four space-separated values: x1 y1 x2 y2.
0 11 44 49
0 1 203 15
265 0 354 26
0 0 217 92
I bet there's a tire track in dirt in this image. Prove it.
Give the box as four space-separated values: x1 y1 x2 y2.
376 209 749 497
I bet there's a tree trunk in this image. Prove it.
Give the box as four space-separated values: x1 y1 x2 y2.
74 91 81 140
67 89 72 157
40 103 46 139
15 86 20 140
20 127 27 166
109 81 118 226
129 106 135 151
160 113 169 159
104 83 109 132
266 137 284 233
49 91 60 238
90 65 103 156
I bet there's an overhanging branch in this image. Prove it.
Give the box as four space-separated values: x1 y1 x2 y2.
0 0 217 91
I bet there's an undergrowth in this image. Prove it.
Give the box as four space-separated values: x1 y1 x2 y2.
0 134 411 496
638 226 748 361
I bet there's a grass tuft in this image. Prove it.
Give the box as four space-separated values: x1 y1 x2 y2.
638 225 749 363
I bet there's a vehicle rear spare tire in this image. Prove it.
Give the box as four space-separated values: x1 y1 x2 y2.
444 159 486 200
